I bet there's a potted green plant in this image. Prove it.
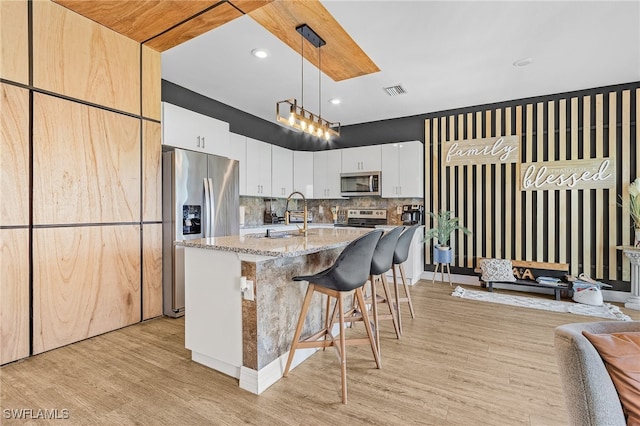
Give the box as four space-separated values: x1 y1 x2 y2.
423 210 471 264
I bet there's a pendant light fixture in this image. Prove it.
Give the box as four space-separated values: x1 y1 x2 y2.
276 24 340 141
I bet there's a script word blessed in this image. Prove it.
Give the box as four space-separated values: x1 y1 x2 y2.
520 158 615 191
445 135 519 166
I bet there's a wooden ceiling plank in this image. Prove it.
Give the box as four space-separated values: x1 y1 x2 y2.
228 0 273 14
248 0 379 82
144 2 243 51
52 0 223 43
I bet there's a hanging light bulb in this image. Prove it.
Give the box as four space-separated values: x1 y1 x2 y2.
275 24 340 141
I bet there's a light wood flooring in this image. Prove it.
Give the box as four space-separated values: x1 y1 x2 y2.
2 281 639 425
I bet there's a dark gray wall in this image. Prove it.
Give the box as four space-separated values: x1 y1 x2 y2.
162 79 640 151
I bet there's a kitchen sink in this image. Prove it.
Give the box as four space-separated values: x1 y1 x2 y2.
245 230 316 239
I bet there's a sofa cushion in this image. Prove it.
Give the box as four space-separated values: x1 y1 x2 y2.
582 331 640 425
479 258 516 282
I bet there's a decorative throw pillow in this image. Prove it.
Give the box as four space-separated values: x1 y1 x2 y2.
479 258 516 282
582 331 640 425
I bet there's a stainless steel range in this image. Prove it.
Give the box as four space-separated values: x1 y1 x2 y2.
335 208 388 228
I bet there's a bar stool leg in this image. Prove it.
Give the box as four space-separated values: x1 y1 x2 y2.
369 275 380 357
399 264 416 319
337 293 348 404
355 287 381 369
284 284 316 377
392 265 402 335
380 274 401 339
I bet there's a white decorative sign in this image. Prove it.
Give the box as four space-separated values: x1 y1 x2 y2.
520 158 616 191
444 135 519 166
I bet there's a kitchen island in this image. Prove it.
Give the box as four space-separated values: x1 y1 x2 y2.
177 227 371 394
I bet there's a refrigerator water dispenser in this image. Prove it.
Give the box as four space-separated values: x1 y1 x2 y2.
183 205 201 235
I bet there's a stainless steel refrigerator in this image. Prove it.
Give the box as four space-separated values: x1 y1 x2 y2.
162 148 239 317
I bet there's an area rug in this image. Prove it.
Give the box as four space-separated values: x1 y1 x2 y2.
451 286 632 321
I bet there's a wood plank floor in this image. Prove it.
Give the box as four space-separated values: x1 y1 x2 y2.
2 281 639 425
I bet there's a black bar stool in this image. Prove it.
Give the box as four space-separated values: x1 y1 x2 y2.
392 224 422 334
367 226 404 356
283 229 383 404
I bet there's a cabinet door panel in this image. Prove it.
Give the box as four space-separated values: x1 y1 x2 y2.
33 225 141 354
33 0 140 115
228 133 246 195
0 0 28 83
142 46 161 121
293 151 314 198
271 145 293 197
33 94 140 225
341 146 381 173
245 138 271 196
381 144 401 197
1 229 29 364
143 121 162 222
1 84 29 226
398 141 424 197
143 223 162 320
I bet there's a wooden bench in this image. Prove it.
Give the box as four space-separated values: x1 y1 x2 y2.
474 259 570 300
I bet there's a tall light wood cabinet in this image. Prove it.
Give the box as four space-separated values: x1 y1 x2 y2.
0 83 30 364
0 0 165 364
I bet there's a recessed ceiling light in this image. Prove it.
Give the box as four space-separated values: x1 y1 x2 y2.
328 98 341 105
251 48 269 59
513 57 534 67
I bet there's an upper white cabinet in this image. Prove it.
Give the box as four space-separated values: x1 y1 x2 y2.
314 150 343 199
271 145 293 198
293 151 314 199
381 141 423 198
162 102 229 157
245 137 272 196
228 133 246 195
341 145 381 173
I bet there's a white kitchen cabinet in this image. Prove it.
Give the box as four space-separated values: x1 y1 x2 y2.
381 141 423 198
245 137 272 196
228 133 246 195
162 102 230 157
341 145 381 173
313 150 343 199
271 145 293 198
293 151 314 198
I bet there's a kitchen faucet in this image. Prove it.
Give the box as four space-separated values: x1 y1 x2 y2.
285 191 308 236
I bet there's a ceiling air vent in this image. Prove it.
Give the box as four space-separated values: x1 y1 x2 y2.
383 84 406 96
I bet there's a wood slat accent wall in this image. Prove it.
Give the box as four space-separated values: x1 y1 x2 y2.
425 87 639 284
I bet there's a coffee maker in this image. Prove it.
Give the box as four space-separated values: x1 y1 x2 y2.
401 204 424 225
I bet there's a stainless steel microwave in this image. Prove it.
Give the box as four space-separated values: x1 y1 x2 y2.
340 172 381 196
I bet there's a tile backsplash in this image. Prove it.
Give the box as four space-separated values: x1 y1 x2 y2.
240 196 424 227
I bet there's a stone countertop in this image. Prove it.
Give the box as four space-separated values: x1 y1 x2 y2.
177 227 372 258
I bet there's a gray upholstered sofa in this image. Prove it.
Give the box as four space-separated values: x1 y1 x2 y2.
554 321 640 426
